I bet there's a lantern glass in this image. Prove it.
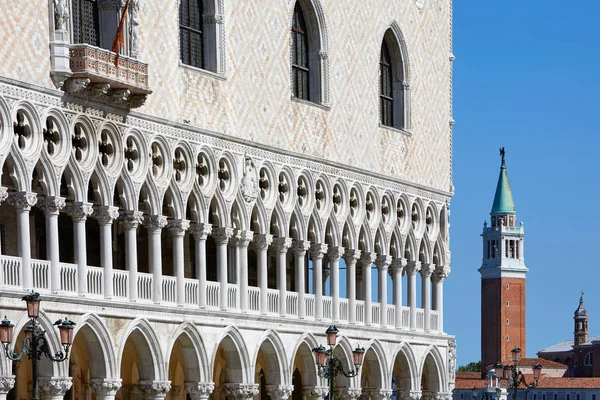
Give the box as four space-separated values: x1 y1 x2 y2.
23 292 41 319
532 364 543 379
493 363 503 378
353 346 365 367
323 352 330 366
511 346 521 363
24 324 34 339
0 317 14 344
325 325 339 346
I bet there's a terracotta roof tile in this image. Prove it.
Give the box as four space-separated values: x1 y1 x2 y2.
499 358 567 369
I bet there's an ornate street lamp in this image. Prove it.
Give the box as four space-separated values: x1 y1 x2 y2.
0 292 75 400
497 347 543 400
313 325 365 400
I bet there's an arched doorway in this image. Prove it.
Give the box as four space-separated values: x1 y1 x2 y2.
290 340 318 400
421 352 442 398
213 333 248 400
168 329 206 400
254 337 285 400
392 348 413 400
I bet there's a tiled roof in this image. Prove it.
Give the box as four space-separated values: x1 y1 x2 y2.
456 372 483 380
538 340 574 353
505 358 567 369
455 375 600 390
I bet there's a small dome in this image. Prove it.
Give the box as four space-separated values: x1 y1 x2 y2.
574 294 588 319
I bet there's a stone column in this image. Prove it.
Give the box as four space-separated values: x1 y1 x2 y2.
122 211 143 301
95 206 119 299
433 265 450 332
360 252 376 325
38 377 72 400
255 234 273 314
328 247 344 322
343 249 361 324
310 243 328 320
405 261 421 330
169 219 190 306
304 386 329 400
212 227 233 310
376 255 392 326
66 201 93 296
0 188 6 256
90 378 122 400
273 237 292 316
391 258 407 328
266 385 294 400
7 192 37 289
184 382 214 400
292 240 310 318
139 380 171 400
144 215 168 304
190 223 212 308
37 196 66 293
224 383 260 400
0 376 15 400
373 389 393 400
234 230 253 312
337 388 362 400
421 263 435 331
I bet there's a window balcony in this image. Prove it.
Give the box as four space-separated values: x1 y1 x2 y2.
63 44 151 108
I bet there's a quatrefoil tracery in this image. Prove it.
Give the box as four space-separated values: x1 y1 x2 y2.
43 118 60 156
13 111 32 150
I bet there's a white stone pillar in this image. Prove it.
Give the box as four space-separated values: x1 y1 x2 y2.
144 215 168 304
224 383 260 400
66 202 93 296
169 219 190 307
421 263 435 331
234 230 253 312
38 377 72 400
0 188 6 256
37 196 65 293
310 243 328 320
328 247 343 322
255 234 272 314
433 265 450 332
376 255 392 326
292 240 310 319
405 261 421 330
273 237 292 316
7 192 37 290
90 378 122 400
95 206 119 299
343 249 361 324
391 258 407 328
267 385 294 400
122 211 143 301
139 380 171 400
360 252 376 325
185 382 214 400
190 223 212 308
212 227 233 310
0 376 15 400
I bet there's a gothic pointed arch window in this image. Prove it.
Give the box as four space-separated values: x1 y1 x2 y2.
380 27 410 131
72 0 100 46
290 0 330 105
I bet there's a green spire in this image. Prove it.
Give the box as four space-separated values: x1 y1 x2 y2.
491 148 516 215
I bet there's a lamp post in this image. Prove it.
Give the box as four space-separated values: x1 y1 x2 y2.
312 326 365 400
496 347 542 400
0 292 75 400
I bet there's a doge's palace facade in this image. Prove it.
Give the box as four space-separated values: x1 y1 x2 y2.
0 0 455 399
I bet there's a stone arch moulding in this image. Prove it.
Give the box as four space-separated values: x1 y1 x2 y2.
390 343 419 392
212 325 252 384
75 313 119 380
166 321 211 383
117 318 167 382
419 345 447 393
252 330 290 386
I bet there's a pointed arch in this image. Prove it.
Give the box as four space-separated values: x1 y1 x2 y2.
289 210 306 240
419 345 447 393
342 219 357 250
391 343 418 392
167 321 210 383
253 330 290 386
251 202 268 235
358 224 373 253
404 232 416 261
75 313 118 379
307 214 323 244
290 333 319 387
118 318 167 381
361 339 389 390
212 326 252 383
325 217 340 247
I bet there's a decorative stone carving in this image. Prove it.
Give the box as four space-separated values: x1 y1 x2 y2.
139 380 171 398
390 257 407 277
327 246 344 261
224 383 259 400
53 0 69 31
373 389 393 400
448 338 456 390
7 192 37 210
337 387 362 400
232 230 254 248
37 196 66 215
343 249 362 264
90 378 122 396
121 210 144 229
309 243 328 259
143 215 168 232
291 240 311 257
129 0 140 57
304 386 328 400
240 154 259 203
266 385 294 400
272 237 292 253
168 219 190 237
38 377 73 397
405 261 422 276
0 188 7 204
94 206 120 225
190 223 213 241
254 233 273 251
375 255 392 269
0 376 15 394
420 263 436 279
184 382 214 400
212 227 233 245
66 202 94 221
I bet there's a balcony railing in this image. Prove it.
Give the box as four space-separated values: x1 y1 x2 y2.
0 256 441 333
65 44 151 108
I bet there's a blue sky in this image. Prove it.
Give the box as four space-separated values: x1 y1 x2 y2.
446 0 600 366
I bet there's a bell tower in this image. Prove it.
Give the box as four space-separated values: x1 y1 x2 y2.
480 148 527 374
574 293 588 346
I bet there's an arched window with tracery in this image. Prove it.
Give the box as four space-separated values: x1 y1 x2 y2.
380 26 410 131
72 0 100 46
380 40 394 127
291 3 309 100
179 0 204 69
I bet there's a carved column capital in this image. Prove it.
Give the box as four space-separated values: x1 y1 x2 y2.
120 210 144 229
272 237 293 253
390 257 408 275
0 187 7 203
420 263 436 278
168 219 190 237
94 205 120 225
304 386 329 400
337 387 362 400
143 215 168 232
38 377 73 397
212 226 233 245
66 201 94 221
224 383 260 400
7 191 37 210
232 230 254 248
254 233 273 251
0 375 15 394
405 261 421 275
291 240 311 257
343 249 362 264
37 196 66 215
373 389 394 400
190 223 213 240
184 382 215 400
327 246 345 261
434 265 451 282
90 378 122 396
139 380 172 398
375 255 392 269
266 385 294 400
359 251 377 267
309 243 328 260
